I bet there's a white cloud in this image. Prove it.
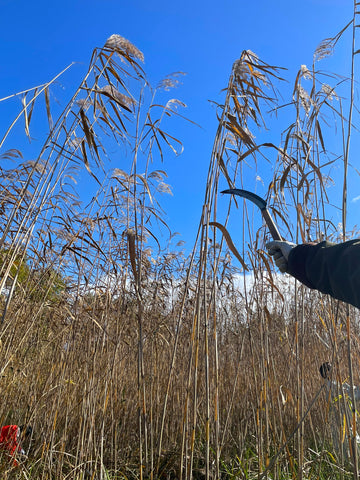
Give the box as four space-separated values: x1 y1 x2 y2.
351 195 360 203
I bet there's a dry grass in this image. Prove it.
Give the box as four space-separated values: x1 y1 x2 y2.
0 9 360 479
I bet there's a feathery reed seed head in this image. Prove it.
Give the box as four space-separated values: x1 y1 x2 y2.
226 132 237 146
297 85 312 114
233 51 266 85
314 39 334 62
104 34 144 62
158 78 179 91
300 65 312 80
244 49 259 61
321 83 338 101
232 59 248 79
76 98 92 109
68 137 83 149
157 182 173 195
165 98 186 109
157 72 186 91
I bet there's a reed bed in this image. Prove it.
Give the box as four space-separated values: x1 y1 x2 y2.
0 5 360 479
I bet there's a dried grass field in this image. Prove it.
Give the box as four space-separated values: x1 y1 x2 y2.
1 9 360 480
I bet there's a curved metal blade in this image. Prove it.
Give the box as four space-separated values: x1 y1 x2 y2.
221 188 267 210
221 188 282 240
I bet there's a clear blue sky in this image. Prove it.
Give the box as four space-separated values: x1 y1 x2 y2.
0 0 356 250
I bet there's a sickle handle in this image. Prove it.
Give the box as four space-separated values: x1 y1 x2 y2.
261 208 282 241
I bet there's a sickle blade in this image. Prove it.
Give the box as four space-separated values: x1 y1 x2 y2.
221 188 282 241
221 188 267 210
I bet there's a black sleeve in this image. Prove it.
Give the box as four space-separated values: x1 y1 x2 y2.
287 239 360 309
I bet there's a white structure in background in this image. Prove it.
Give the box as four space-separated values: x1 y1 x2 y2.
320 362 360 459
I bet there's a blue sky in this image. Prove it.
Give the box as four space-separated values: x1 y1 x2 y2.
0 0 357 251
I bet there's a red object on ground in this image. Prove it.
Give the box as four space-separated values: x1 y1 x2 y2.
0 425 20 466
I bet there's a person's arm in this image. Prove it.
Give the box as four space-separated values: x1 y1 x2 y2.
267 239 360 309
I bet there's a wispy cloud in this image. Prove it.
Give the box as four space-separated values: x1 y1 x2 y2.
352 195 360 203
